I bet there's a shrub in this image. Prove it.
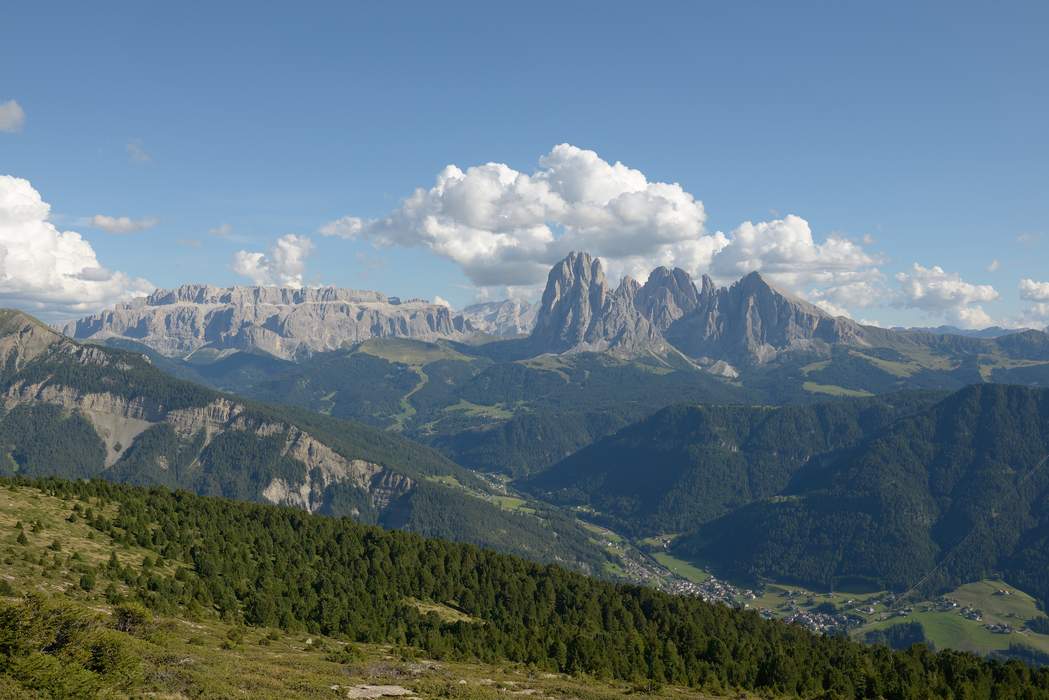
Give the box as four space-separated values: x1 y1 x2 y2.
112 602 151 635
79 572 97 592
325 643 364 664
86 630 142 687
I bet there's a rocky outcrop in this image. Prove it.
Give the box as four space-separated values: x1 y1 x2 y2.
528 253 869 364
530 252 665 355
62 285 462 360
2 383 159 466
666 271 867 363
635 267 701 332
456 300 537 337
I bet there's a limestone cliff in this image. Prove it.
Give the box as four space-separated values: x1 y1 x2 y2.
62 285 462 360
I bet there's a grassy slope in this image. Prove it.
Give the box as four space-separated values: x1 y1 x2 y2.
0 482 737 700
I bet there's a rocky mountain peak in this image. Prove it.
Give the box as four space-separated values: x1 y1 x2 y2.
528 252 868 363
667 268 863 362
616 275 641 300
0 309 63 370
531 252 611 352
637 266 701 331
531 253 663 355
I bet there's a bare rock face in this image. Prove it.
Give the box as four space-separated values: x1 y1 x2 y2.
666 271 867 363
457 300 537 337
635 266 701 332
62 285 461 360
528 253 869 363
530 252 665 355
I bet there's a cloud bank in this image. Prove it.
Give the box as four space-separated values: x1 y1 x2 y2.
232 234 313 287
0 175 153 319
321 143 727 291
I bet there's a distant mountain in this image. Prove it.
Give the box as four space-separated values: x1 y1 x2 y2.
457 299 536 337
528 252 866 364
892 325 1030 339
0 309 609 570
63 256 1049 378
62 284 461 360
676 383 1049 604
529 252 666 355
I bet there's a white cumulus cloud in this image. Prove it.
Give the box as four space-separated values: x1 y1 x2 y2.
710 214 884 315
895 263 999 328
90 214 159 234
0 100 25 133
320 143 726 291
232 234 313 287
0 175 153 320
1018 279 1049 326
1020 278 1049 302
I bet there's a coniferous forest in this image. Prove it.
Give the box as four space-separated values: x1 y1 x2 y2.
3 476 1049 699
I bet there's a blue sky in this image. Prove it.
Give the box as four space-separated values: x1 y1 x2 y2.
1 1 1047 326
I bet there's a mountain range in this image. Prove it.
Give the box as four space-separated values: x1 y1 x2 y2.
57 252 1049 481
65 252 1049 377
62 251 874 367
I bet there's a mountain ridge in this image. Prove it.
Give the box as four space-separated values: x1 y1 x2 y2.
63 253 1049 370
63 283 462 360
0 309 611 570
675 383 1049 604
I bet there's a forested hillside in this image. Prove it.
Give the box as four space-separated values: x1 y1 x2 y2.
4 476 1049 699
677 384 1049 603
138 338 755 475
521 392 943 535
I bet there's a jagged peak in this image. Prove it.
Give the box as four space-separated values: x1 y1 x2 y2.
616 275 641 297
729 270 828 314
735 269 772 289
550 251 605 280
699 274 716 296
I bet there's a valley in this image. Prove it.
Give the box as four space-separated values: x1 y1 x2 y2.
431 468 1049 664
